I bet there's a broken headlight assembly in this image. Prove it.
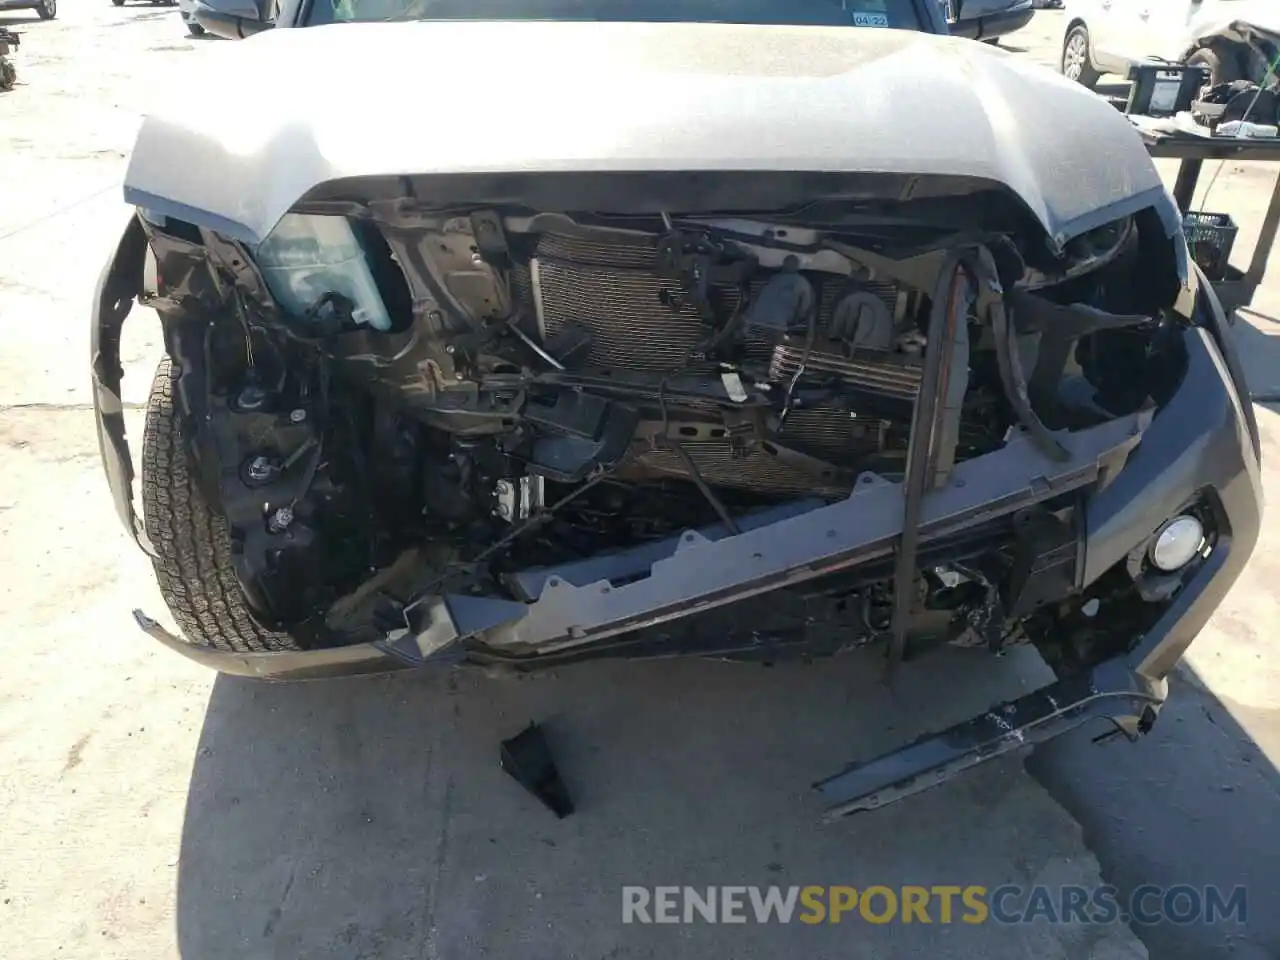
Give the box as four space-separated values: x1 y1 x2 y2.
254 214 393 332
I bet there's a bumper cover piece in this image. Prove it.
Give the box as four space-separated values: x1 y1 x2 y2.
815 658 1164 818
91 216 155 556
500 723 575 819
132 611 402 681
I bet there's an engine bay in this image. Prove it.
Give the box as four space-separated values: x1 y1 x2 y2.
140 190 1189 658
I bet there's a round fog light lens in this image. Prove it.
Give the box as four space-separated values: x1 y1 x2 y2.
1149 515 1205 572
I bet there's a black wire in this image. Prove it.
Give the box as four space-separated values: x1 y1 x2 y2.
655 377 741 536
690 278 750 361
667 441 741 536
990 276 1070 463
778 297 817 430
289 355 329 510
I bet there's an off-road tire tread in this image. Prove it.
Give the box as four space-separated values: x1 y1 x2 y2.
142 357 301 652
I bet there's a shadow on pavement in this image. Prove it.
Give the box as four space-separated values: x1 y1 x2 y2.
173 644 1139 959
1233 308 1280 402
1030 666 1280 960
107 10 182 26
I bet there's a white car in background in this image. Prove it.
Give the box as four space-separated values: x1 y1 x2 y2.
1061 0 1280 89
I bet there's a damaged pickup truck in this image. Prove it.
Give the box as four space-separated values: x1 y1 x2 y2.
92 2 1263 817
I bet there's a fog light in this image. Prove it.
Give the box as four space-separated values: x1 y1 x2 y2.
1149 515 1205 572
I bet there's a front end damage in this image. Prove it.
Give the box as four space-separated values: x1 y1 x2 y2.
92 165 1262 816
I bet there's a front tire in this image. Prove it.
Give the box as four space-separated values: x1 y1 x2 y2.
142 357 304 653
35 0 56 19
111 0 125 6
1062 24 1101 89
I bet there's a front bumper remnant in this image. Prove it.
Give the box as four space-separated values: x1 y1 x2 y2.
388 414 1145 660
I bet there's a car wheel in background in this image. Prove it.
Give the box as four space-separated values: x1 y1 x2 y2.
111 0 126 6
35 0 56 19
1187 43 1244 91
1062 24 1101 89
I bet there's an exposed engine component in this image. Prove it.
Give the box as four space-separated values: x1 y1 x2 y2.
514 228 927 495
768 342 923 402
742 269 815 335
136 190 1179 671
830 286 896 351
496 476 545 522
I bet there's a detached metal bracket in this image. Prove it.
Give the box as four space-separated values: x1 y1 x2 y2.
500 723 574 819
815 658 1165 820
886 253 970 667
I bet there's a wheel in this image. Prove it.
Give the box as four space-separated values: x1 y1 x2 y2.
1061 23 1101 89
0 58 15 92
111 0 125 6
1187 42 1244 91
142 358 303 652
35 0 56 19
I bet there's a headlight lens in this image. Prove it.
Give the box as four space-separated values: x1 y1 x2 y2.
1149 515 1205 572
255 214 392 332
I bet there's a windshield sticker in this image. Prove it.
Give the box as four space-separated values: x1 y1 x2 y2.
852 11 890 27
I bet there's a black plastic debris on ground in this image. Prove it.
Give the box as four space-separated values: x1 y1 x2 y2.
500 723 574 818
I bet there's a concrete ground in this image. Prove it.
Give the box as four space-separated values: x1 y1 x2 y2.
0 7 1276 959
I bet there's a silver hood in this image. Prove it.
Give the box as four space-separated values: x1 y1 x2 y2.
123 19 1173 247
